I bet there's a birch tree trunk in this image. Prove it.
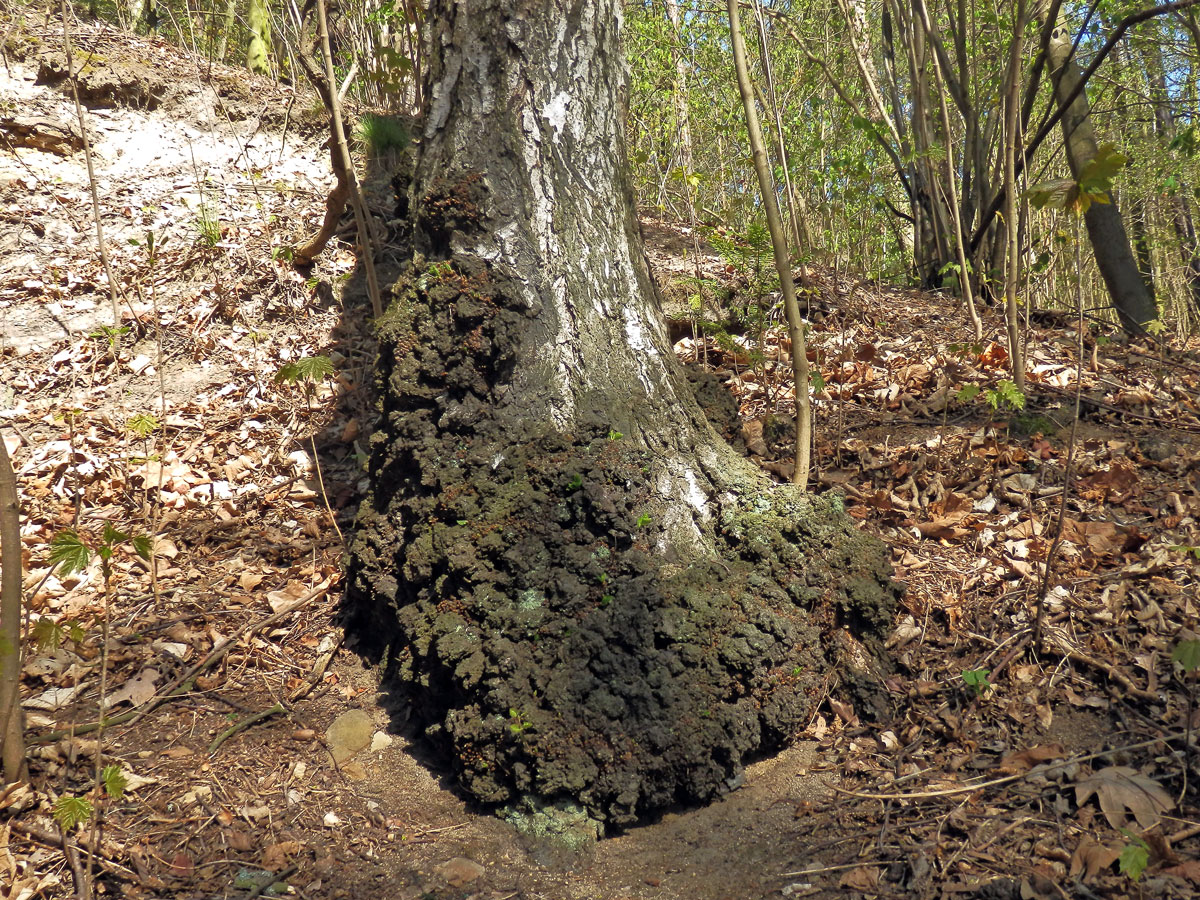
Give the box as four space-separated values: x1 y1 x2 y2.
346 0 896 837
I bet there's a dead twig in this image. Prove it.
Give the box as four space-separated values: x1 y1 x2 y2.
289 630 342 702
827 731 1187 801
207 702 284 754
245 863 298 899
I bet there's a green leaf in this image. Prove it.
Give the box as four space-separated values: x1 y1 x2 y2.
101 523 129 548
49 530 91 576
52 795 94 831
1170 126 1199 157
101 765 128 800
1118 840 1149 882
32 617 67 651
956 384 981 403
131 534 153 561
636 513 652 528
1173 639 1200 673
1025 178 1078 211
1078 143 1128 194
275 356 334 384
126 413 160 439
996 379 1026 411
961 668 992 696
810 371 826 393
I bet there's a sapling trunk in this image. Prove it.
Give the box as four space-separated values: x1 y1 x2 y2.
0 433 26 783
726 0 812 488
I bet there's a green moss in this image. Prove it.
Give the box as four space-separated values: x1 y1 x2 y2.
1009 413 1059 437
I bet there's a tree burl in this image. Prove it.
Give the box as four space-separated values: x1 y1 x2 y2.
345 0 899 838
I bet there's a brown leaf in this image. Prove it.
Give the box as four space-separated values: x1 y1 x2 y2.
838 866 880 891
105 667 161 709
1061 519 1130 557
1074 766 1174 829
1068 836 1120 880
261 840 302 870
854 342 877 362
741 420 768 456
829 699 857 726
916 519 968 540
239 571 265 591
1163 860 1200 884
1142 825 1178 865
168 852 194 877
998 743 1066 774
228 830 254 852
267 581 309 614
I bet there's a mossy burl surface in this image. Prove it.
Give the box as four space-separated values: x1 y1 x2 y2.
345 178 898 834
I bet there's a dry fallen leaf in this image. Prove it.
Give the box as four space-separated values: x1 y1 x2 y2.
261 840 301 869
228 830 254 853
998 743 1066 774
1068 836 1120 880
22 684 85 711
741 419 768 456
105 667 161 709
838 866 880 891
1074 766 1174 829
1163 860 1200 884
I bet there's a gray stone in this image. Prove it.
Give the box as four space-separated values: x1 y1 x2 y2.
325 710 373 764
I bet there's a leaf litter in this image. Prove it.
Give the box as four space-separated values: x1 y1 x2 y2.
3 15 1200 900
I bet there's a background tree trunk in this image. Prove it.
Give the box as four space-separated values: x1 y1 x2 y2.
1143 29 1200 316
346 0 897 836
1047 17 1157 332
245 0 271 75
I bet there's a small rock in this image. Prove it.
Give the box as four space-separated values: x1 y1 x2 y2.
369 730 393 752
325 710 373 763
1140 435 1174 462
435 857 485 888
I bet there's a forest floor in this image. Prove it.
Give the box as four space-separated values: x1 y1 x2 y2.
6 15 1200 900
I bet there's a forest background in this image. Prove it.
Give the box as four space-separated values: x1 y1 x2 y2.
7 0 1200 897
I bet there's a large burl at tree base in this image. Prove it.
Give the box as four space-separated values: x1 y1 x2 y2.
344 0 899 836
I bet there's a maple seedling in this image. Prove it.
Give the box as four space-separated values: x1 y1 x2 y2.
1117 829 1150 882
961 668 993 697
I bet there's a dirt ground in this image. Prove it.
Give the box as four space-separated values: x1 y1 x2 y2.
6 13 1200 900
